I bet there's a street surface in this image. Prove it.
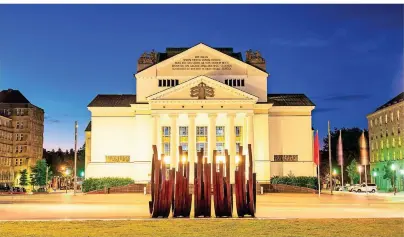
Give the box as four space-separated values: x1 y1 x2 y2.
1 192 404 220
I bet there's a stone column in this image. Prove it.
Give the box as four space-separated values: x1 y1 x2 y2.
227 113 236 183
151 114 158 146
208 114 217 162
169 114 178 168
188 113 196 184
243 114 248 155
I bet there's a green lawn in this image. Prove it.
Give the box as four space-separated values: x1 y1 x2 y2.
1 219 403 237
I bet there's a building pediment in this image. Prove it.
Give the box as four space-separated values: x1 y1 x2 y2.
146 76 258 103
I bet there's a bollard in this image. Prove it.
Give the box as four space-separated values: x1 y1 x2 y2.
144 186 146 195
261 186 264 195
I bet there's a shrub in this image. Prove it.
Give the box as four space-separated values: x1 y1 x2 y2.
270 176 318 190
82 177 135 193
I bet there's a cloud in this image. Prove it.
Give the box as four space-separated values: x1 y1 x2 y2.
44 115 60 124
322 94 371 102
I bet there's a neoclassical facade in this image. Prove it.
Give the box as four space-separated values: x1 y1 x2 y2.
85 43 316 183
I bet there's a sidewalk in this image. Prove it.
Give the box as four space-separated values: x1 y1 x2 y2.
322 189 404 197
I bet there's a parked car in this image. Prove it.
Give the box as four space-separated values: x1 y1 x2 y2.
348 184 360 192
353 184 377 193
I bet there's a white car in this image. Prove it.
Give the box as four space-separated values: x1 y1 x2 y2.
348 184 360 192
352 184 377 193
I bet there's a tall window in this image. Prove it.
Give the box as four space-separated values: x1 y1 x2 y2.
161 126 171 156
235 126 243 153
196 126 208 157
179 126 188 151
216 126 225 155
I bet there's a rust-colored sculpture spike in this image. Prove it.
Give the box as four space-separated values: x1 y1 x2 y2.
173 146 192 218
149 145 175 218
234 144 256 217
212 149 233 217
194 148 212 217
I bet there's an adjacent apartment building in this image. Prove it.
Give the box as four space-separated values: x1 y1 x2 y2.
367 92 404 191
0 89 44 186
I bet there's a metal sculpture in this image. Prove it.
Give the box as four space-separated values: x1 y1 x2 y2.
212 149 233 217
234 144 256 217
149 145 175 218
194 148 212 217
173 146 192 217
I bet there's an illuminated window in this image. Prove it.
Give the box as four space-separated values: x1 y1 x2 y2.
216 126 225 155
161 126 171 156
179 126 188 152
379 116 382 124
397 110 400 120
392 138 396 147
386 139 389 148
391 112 394 122
385 114 388 123
370 120 373 127
381 140 383 149
235 126 243 153
196 126 208 157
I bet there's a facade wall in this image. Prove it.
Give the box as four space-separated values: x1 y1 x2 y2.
0 105 44 185
368 101 404 191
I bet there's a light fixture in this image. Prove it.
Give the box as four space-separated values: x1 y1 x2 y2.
400 169 404 175
333 169 337 175
358 166 362 172
80 171 85 177
391 164 396 171
181 156 187 164
373 171 377 177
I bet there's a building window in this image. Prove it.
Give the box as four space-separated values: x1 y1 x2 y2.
397 110 400 120
20 122 24 129
179 126 188 152
161 126 171 156
225 79 245 87
392 138 396 147
370 120 373 127
235 126 243 153
158 79 179 87
379 116 382 125
216 126 225 155
385 114 388 123
196 126 208 157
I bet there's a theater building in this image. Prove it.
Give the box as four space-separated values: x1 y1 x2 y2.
85 43 316 183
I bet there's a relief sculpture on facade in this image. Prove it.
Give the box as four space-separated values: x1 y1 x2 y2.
190 82 215 99
246 49 265 64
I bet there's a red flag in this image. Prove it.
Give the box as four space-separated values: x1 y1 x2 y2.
337 130 343 166
313 130 320 166
360 131 368 165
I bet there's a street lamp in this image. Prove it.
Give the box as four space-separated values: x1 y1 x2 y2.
358 166 362 184
391 164 396 195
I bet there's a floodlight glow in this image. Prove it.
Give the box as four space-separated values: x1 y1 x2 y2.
65 169 70 175
216 156 225 163
181 156 187 164
164 156 171 164
235 155 240 165
373 171 377 177
358 166 362 172
391 164 396 170
400 169 404 175
80 171 85 177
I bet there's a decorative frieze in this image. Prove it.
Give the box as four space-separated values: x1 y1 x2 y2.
105 155 130 163
274 155 298 162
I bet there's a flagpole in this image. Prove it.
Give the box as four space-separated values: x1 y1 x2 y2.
339 130 344 190
328 121 333 195
317 130 321 197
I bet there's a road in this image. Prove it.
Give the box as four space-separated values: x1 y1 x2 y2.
0 192 403 220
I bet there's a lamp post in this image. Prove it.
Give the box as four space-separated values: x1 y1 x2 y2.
391 164 396 195
358 166 362 184
74 121 78 196
332 169 337 190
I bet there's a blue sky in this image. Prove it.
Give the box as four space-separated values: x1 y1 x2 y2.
0 4 402 150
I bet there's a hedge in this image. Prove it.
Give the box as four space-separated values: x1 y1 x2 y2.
82 177 135 193
270 176 318 190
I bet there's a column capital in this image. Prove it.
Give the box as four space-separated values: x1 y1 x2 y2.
246 112 254 117
188 113 197 119
168 114 178 119
227 113 236 118
208 113 218 119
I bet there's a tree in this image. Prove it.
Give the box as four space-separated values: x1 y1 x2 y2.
19 169 29 187
320 127 369 182
383 161 396 187
346 159 360 184
30 160 53 188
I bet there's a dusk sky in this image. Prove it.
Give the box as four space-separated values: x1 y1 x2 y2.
0 4 402 150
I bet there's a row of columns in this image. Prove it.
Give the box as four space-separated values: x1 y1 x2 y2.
151 113 254 182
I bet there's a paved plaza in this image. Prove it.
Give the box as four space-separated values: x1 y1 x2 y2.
1 192 404 220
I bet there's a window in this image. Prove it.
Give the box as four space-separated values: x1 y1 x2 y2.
391 112 394 122
370 120 373 128
393 138 396 147
179 126 188 151
19 158 23 166
16 122 20 129
385 114 388 123
225 79 245 87
397 110 400 120
161 126 171 156
196 126 208 157
20 122 24 129
379 116 382 125
216 126 225 155
158 79 179 87
241 80 245 87
235 126 243 153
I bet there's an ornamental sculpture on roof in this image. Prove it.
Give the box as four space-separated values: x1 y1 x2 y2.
246 49 265 64
138 49 157 64
190 82 215 99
